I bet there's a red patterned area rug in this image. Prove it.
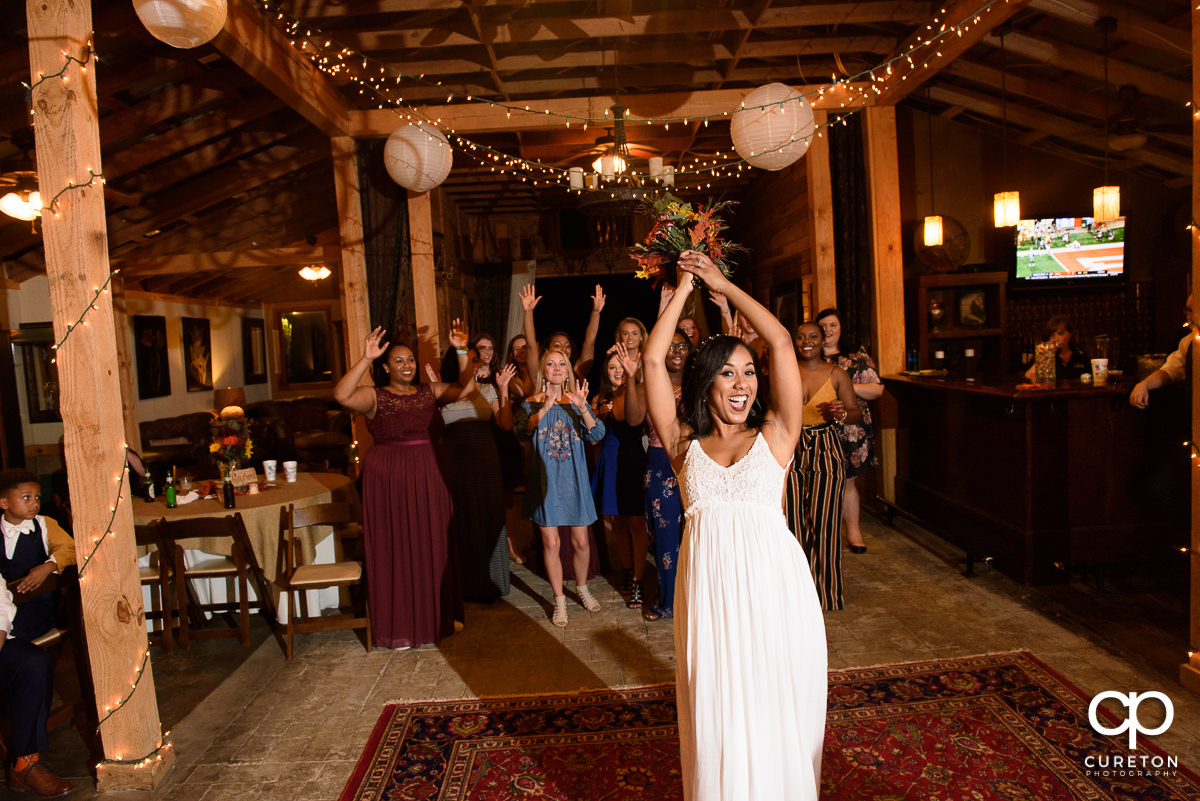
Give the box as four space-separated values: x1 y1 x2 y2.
340 652 1200 801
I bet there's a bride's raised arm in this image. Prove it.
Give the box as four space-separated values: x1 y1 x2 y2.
643 278 694 461
677 251 803 456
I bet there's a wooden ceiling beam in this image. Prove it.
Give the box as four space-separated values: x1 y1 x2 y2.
940 58 1109 121
113 245 340 276
212 0 351 136
107 131 330 245
868 0 1032 106
982 30 1190 106
100 94 287 178
110 112 310 201
98 83 233 146
931 83 1189 176
350 85 869 135
1026 0 1190 57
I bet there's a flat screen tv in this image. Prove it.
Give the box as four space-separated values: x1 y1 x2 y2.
1012 216 1125 287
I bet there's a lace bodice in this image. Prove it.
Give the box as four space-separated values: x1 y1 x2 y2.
677 433 789 515
367 385 444 443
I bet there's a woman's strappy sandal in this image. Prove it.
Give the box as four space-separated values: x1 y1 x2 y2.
551 595 569 627
627 580 643 609
577 585 602 612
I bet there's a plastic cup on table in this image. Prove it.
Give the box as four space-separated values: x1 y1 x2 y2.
283 461 298 483
263 460 277 483
1091 358 1109 387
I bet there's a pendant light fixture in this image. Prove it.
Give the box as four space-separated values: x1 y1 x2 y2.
1092 17 1120 223
993 26 1020 228
923 89 943 247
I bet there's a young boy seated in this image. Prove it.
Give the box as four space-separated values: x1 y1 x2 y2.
1 567 73 795
0 470 76 641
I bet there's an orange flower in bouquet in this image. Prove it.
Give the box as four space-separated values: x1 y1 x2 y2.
631 194 745 287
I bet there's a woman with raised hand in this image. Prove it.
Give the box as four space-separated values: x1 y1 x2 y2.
815 308 882 553
519 282 604 380
438 333 517 603
333 321 475 649
590 345 650 608
644 250 826 801
639 318 689 622
514 350 607 627
786 321 862 612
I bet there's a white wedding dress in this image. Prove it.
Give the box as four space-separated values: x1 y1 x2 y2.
674 433 827 801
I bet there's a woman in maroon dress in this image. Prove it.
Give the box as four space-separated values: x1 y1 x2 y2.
334 325 471 649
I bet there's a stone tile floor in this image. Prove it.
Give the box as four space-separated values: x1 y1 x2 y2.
18 513 1200 800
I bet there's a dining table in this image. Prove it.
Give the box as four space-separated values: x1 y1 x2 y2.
132 471 357 623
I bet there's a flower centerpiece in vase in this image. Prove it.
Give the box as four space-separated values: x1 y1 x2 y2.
630 193 745 287
209 411 253 478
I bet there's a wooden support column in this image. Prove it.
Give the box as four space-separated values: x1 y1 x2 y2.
807 110 837 312
408 190 441 367
862 106 906 503
26 0 171 789
1180 4 1200 693
331 136 373 475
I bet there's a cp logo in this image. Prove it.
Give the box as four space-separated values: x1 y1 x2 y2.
1088 691 1174 749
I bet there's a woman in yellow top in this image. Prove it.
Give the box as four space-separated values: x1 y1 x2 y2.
784 322 861 611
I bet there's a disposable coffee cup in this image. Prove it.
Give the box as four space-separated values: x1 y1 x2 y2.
263 460 277 483
1091 358 1109 387
283 460 298 482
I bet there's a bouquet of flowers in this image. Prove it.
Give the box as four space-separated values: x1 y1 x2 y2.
209 415 253 472
630 194 745 287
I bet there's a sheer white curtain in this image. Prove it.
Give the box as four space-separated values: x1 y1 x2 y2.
505 259 537 347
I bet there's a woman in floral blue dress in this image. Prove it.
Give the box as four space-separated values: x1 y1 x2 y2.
515 350 607 627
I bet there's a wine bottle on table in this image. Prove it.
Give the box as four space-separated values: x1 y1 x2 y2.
223 472 236 509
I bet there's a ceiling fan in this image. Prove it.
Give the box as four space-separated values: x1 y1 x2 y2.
0 128 41 223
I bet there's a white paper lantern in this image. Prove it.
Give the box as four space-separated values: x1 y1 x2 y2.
383 123 453 193
133 0 228 49
730 83 816 171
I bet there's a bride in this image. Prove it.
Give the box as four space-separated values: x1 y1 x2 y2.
643 250 827 801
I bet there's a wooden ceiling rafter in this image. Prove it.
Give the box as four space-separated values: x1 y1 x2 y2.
212 0 352 136
868 0 1034 106
114 245 340 277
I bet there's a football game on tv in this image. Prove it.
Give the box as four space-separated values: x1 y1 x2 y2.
1014 216 1125 283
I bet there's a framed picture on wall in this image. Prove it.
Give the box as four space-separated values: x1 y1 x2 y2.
181 317 213 392
13 324 60 423
772 281 801 335
242 318 267 385
133 315 171 399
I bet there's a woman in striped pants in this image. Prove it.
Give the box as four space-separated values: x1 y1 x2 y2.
785 322 862 611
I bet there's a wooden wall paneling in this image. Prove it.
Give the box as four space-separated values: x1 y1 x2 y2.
807 110 837 312
26 0 171 789
863 106 906 503
408 190 441 367
1181 3 1200 694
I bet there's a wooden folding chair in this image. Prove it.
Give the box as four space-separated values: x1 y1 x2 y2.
274 502 371 659
134 518 176 654
159 513 274 647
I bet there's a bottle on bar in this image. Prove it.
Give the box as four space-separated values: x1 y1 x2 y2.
223 472 236 509
164 469 177 509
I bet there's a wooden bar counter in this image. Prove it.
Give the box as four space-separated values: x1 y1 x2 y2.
884 373 1188 586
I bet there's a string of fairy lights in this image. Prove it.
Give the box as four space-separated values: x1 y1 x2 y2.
22 42 170 774
253 0 1016 188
